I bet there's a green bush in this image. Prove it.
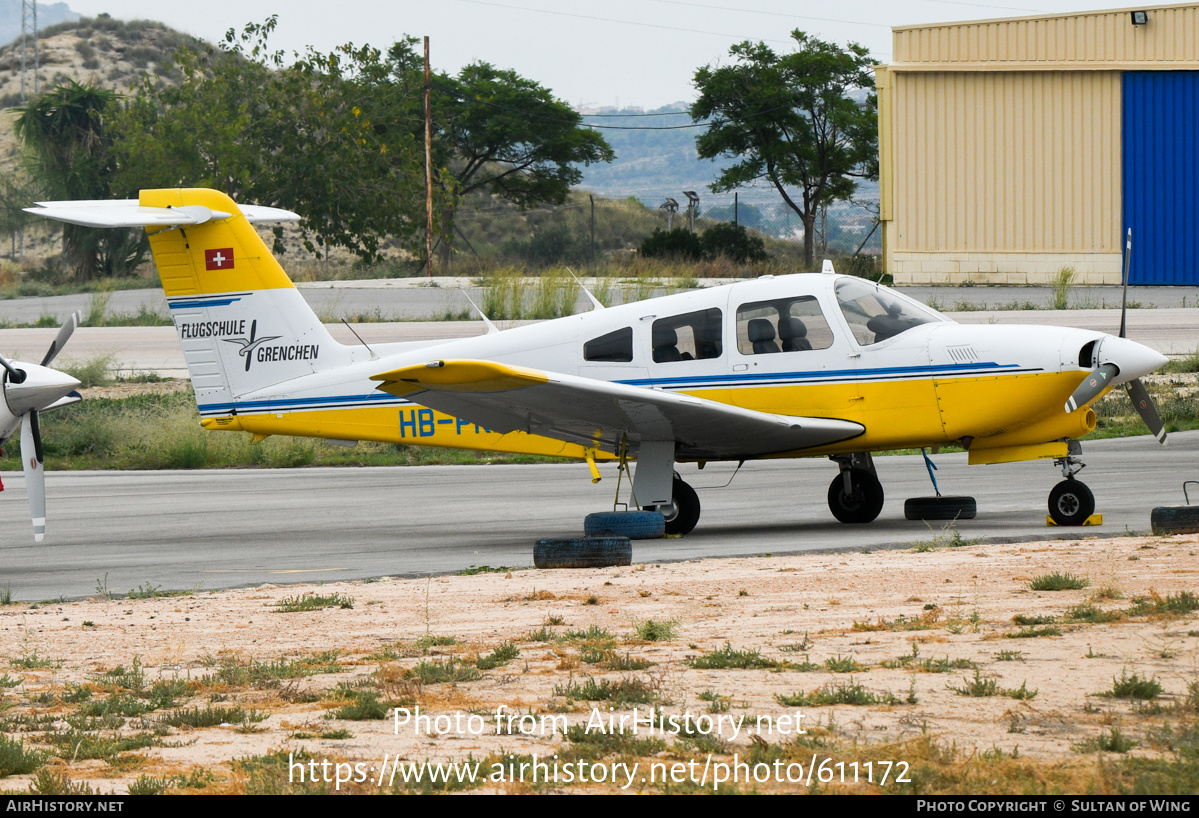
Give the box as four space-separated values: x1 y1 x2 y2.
637 228 703 261
700 222 768 263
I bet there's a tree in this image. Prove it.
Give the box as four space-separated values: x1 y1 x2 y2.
111 19 431 262
16 80 147 278
691 31 877 269
429 62 614 264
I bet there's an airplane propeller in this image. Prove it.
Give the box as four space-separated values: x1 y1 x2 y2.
1063 228 1167 445
1 311 83 541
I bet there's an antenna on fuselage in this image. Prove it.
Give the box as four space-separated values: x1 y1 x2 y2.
821 259 836 274
565 267 605 311
340 319 379 361
461 290 499 335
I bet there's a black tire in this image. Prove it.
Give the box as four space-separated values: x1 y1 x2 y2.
1048 479 1095 526
584 510 664 540
1150 506 1199 536
534 537 632 569
828 469 885 524
652 476 701 536
904 496 977 521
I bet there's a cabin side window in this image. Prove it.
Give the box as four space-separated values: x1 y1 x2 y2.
584 327 634 362
651 309 723 363
736 296 834 355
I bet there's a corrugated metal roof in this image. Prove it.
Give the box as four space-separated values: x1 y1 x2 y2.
893 2 1199 69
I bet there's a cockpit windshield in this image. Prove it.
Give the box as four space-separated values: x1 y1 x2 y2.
835 278 946 346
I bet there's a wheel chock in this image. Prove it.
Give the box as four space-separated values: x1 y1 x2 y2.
1046 513 1103 527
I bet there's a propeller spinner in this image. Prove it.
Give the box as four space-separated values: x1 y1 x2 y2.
1 311 83 541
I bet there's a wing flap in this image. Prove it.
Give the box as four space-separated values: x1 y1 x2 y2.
372 359 864 458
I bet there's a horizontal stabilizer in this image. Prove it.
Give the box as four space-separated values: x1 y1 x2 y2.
25 199 300 228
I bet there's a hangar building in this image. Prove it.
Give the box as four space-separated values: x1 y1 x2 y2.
875 3 1199 285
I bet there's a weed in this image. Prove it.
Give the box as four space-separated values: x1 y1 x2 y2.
1127 591 1199 617
948 670 1000 697
1075 727 1139 754
1066 604 1124 624
160 705 265 728
633 618 678 642
1012 614 1057 626
1049 266 1077 310
407 658 481 685
1029 573 1090 591
604 651 652 671
27 769 96 795
564 625 615 646
554 676 659 706
1006 626 1062 638
414 635 458 651
699 690 732 713
0 734 49 776
825 655 868 673
326 691 391 720
523 627 559 643
0 585 12 605
1100 671 1163 700
686 643 778 670
271 593 354 612
456 565 514 575
1005 681 1039 700
127 775 169 795
476 644 519 670
11 650 60 669
777 679 899 707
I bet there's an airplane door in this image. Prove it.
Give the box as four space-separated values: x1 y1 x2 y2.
727 289 853 418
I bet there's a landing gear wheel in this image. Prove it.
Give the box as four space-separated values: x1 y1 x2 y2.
534 537 632 569
584 510 664 539
828 469 884 524
904 496 977 521
652 476 701 536
1048 479 1095 526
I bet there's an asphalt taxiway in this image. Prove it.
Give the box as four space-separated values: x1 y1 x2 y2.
0 431 1194 601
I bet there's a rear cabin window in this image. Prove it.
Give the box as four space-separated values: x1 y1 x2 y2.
736 297 834 355
584 327 633 362
651 308 723 363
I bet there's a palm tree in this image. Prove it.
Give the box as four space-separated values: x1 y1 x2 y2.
16 81 145 279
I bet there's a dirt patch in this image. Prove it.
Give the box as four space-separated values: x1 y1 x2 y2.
1 534 1197 794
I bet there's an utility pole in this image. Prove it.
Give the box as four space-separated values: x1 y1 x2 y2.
424 36 433 278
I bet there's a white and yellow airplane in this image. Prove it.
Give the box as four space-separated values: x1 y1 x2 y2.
25 189 1169 536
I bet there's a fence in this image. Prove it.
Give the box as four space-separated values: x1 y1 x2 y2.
449 191 881 272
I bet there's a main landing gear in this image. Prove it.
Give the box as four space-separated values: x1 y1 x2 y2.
828 453 884 524
651 475 701 536
1048 442 1095 526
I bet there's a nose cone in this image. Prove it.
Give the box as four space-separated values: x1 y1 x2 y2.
4 363 82 416
1100 335 1169 384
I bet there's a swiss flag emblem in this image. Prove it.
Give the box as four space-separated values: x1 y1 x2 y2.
205 248 234 270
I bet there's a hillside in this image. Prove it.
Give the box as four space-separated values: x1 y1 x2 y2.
0 0 77 62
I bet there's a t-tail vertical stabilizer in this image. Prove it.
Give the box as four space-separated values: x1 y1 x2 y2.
27 189 359 416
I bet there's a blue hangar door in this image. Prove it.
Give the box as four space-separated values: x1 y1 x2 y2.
1123 72 1199 285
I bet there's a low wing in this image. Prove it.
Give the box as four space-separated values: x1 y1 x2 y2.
371 359 864 459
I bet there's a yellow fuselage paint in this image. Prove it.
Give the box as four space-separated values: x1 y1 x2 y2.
202 368 1101 463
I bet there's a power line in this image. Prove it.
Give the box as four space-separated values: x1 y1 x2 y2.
452 0 809 45
645 0 891 29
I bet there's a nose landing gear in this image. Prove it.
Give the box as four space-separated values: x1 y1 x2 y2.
1048 442 1096 526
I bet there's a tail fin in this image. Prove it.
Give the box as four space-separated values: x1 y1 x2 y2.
29 189 355 412
139 189 357 410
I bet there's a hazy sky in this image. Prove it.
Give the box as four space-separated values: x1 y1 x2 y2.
63 0 1154 109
